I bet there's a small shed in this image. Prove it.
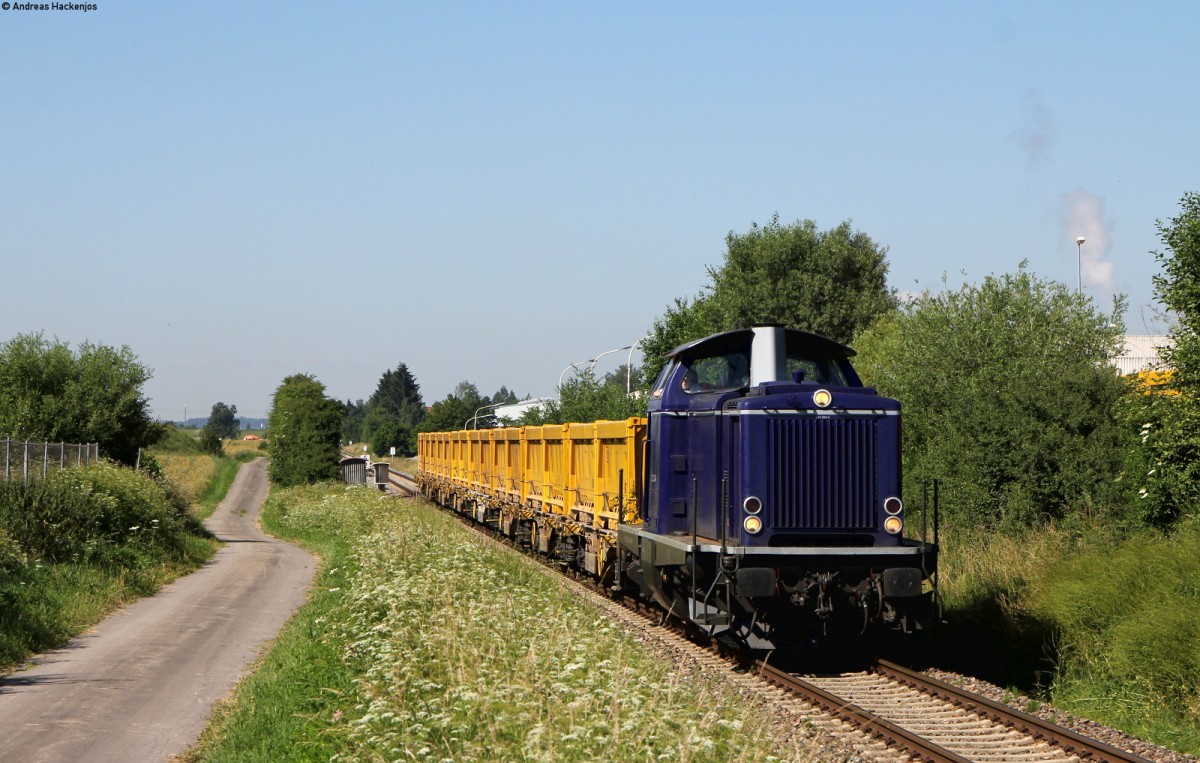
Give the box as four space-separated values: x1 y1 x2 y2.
340 457 368 485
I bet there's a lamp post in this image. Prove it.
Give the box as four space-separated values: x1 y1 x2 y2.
627 333 652 394
589 345 632 373
1076 236 1086 293
558 358 595 390
466 400 509 430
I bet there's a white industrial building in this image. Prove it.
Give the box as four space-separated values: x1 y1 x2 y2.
1115 335 1173 374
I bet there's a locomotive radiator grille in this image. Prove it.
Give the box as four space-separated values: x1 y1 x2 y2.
767 417 877 530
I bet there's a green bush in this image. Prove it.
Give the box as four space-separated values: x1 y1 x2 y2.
854 266 1129 531
0 461 204 565
267 375 342 486
1116 378 1200 527
0 528 27 574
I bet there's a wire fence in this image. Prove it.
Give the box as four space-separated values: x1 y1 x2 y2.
1 439 101 483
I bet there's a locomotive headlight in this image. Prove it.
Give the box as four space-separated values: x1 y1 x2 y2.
884 515 903 535
813 389 833 408
884 496 903 515
743 515 763 534
743 496 762 515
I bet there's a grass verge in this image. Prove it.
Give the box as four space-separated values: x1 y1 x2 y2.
932 521 1200 755
188 485 813 763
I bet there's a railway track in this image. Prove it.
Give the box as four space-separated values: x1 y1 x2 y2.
386 468 417 496
391 476 1161 763
760 659 1151 763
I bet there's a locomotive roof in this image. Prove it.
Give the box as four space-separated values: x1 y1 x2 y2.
664 326 856 361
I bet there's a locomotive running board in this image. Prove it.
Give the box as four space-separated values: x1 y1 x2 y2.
620 525 935 558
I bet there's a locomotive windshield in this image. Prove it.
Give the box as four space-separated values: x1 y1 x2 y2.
651 326 864 401
682 351 750 394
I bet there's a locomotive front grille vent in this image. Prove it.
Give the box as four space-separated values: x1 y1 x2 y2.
766 417 877 531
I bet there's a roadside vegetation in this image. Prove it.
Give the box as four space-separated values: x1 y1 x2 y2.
0 334 229 672
0 460 217 670
189 484 810 763
0 422 262 673
0 333 163 465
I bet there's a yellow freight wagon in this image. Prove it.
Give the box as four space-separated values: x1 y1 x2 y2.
417 418 645 578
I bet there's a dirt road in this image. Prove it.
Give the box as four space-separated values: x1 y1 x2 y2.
0 458 316 762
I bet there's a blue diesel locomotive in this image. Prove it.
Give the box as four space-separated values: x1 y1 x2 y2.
617 325 938 649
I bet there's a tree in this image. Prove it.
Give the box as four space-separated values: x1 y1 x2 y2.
206 403 239 438
419 381 487 433
341 399 367 443
266 374 343 486
1154 191 1200 388
1127 192 1200 524
358 362 425 456
367 363 425 428
489 386 519 405
601 364 642 392
853 265 1128 530
531 369 645 425
640 215 897 385
710 215 897 342
199 402 238 455
0 332 162 464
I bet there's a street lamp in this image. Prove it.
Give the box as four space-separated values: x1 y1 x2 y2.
589 344 632 373
558 358 595 390
466 400 509 430
1076 236 1086 293
627 333 652 394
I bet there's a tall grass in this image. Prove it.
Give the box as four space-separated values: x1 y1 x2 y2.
157 453 219 504
1025 519 1200 751
191 485 812 763
937 520 1200 753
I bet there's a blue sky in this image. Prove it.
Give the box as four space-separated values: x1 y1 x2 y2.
2 2 1196 419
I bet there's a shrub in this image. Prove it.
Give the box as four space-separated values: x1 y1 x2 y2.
854 266 1129 531
0 461 203 565
267 375 342 486
1117 374 1200 527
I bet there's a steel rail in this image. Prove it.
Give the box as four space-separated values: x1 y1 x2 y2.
874 659 1151 763
756 661 971 763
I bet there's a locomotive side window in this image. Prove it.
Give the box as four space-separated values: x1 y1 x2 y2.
682 351 750 394
785 352 850 386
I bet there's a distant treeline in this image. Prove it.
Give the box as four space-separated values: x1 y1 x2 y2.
167 417 267 430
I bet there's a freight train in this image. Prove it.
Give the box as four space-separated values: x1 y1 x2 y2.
417 325 938 650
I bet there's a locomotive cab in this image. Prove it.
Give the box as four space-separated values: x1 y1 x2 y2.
618 325 938 649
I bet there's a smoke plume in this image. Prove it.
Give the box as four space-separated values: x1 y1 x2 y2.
1012 89 1054 167
1062 188 1116 293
